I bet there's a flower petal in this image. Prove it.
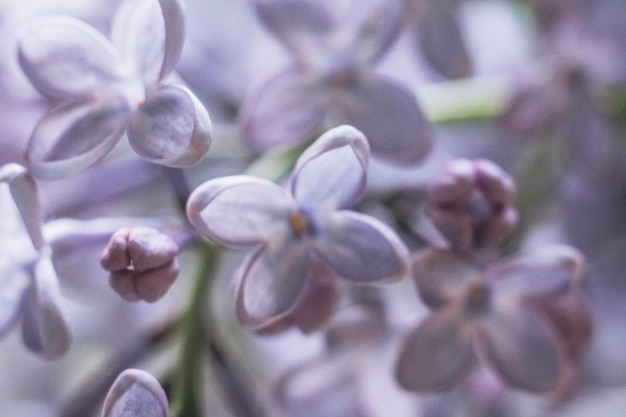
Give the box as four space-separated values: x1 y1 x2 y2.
479 307 563 392
186 176 291 247
342 0 404 65
18 16 127 101
102 369 169 417
0 271 28 340
412 248 482 308
338 75 432 163
235 242 311 330
127 84 212 167
20 256 71 359
252 0 333 58
291 125 369 210
112 0 185 84
240 69 328 152
26 99 128 180
395 306 477 391
414 0 472 79
314 211 409 283
488 245 584 300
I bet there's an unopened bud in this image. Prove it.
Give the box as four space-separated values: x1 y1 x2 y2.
101 227 179 302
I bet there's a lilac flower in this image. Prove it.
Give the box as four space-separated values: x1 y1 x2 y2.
187 125 410 331
0 163 70 359
102 368 169 417
18 0 212 180
426 158 518 252
395 245 584 393
100 226 180 303
241 0 432 163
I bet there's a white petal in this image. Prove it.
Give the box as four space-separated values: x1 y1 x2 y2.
186 176 292 247
291 125 369 210
27 99 128 180
313 210 409 283
235 242 311 330
18 16 127 101
127 84 212 167
102 369 169 417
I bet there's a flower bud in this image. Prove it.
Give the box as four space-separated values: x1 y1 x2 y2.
427 159 518 251
101 227 179 302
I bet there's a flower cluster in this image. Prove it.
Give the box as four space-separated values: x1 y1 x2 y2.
395 159 591 394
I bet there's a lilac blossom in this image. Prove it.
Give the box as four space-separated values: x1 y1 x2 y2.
241 0 432 163
0 163 70 359
395 244 584 393
17 0 212 180
102 368 169 417
100 226 180 303
187 125 410 331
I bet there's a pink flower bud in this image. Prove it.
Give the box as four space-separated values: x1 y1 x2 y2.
101 227 179 302
427 159 518 251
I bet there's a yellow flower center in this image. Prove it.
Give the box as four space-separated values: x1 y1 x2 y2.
289 211 310 236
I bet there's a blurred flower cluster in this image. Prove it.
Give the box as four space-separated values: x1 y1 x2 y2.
1 0 626 416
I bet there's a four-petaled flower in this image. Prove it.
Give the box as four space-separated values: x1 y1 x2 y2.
241 0 432 163
18 0 212 180
395 245 584 393
187 125 410 331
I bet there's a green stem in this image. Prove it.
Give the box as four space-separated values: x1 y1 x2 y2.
170 242 218 417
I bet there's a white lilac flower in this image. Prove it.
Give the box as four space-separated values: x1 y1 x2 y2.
395 245 585 393
102 368 169 417
187 125 410 331
241 0 432 163
0 164 71 359
18 0 212 180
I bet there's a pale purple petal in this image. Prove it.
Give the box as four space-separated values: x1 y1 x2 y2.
127 84 212 167
0 164 44 250
21 256 71 359
412 248 482 308
112 0 185 85
235 242 311 330
291 125 369 210
395 306 477 391
488 245 584 300
26 99 128 180
18 16 127 101
414 0 472 79
342 0 404 65
0 271 28 339
241 69 328 152
313 211 409 283
159 0 187 80
479 307 563 392
186 176 292 247
102 369 169 417
253 0 333 58
338 75 432 163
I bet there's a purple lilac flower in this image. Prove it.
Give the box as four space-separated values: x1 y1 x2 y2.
0 163 71 359
17 0 212 180
241 0 432 163
187 125 410 331
395 245 584 393
102 368 169 417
